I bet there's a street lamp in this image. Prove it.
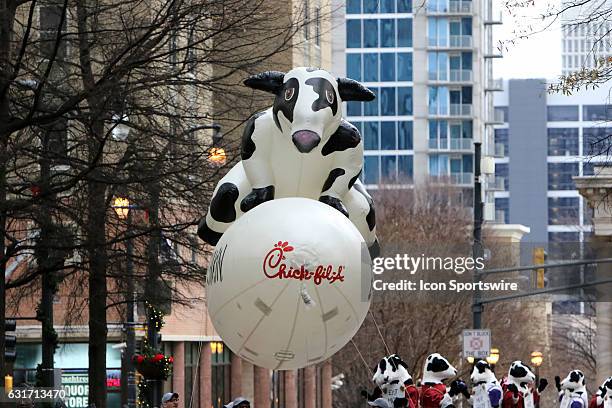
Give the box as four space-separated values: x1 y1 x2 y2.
466 356 475 364
530 351 543 383
112 196 137 408
208 125 226 165
486 348 500 368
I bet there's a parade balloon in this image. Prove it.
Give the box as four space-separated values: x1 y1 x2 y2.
206 197 372 370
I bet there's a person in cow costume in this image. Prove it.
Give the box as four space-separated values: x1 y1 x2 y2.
197 67 380 256
555 370 588 408
466 360 503 408
588 376 611 408
362 354 419 408
502 361 548 408
420 353 468 408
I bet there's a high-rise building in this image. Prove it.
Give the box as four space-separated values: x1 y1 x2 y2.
492 78 612 246
331 0 501 213
561 0 612 76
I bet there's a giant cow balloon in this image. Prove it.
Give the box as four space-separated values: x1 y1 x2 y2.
198 67 379 256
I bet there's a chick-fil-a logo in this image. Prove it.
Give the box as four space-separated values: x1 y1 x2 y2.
263 241 345 285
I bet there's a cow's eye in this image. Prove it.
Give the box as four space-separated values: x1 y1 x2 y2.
284 88 295 101
325 89 335 104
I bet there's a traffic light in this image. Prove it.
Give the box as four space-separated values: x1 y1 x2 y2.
533 247 547 289
5 319 16 363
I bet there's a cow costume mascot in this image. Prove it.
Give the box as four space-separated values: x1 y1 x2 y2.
420 353 468 408
556 370 588 408
362 354 419 408
467 360 503 408
588 377 612 408
502 361 548 408
197 67 380 257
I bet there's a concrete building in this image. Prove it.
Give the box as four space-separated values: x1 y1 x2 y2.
561 0 612 76
330 0 501 215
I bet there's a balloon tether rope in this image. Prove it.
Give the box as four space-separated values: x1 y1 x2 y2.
351 338 374 374
369 310 391 356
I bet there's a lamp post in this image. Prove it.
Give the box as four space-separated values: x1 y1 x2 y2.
486 348 500 370
530 351 543 383
113 196 137 408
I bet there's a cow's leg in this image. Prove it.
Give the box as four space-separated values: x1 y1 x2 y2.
344 180 379 258
198 162 251 245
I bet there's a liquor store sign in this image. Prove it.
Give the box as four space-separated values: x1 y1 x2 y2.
61 370 121 408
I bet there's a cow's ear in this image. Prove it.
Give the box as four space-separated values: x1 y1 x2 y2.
337 78 376 101
244 71 286 94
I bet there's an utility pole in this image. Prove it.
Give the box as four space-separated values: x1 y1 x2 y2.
472 142 484 329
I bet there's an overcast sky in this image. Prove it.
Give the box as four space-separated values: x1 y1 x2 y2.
493 0 562 80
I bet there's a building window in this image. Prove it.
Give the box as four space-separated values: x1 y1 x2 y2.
211 342 231 408
494 106 509 122
271 371 287 408
347 0 361 14
380 87 396 116
380 53 395 81
428 17 449 47
547 105 579 121
397 18 412 47
397 87 413 115
347 54 361 80
495 198 509 223
364 155 380 184
548 163 578 190
583 127 612 156
494 128 509 156
549 197 580 225
398 155 414 182
364 154 413 185
429 86 449 115
364 19 378 47
583 104 612 121
363 0 378 13
381 0 395 13
398 0 412 12
364 53 378 82
397 52 413 81
380 121 397 149
364 121 379 149
304 0 310 40
398 121 413 149
428 52 449 81
346 20 361 48
548 128 579 156
495 163 509 190
429 154 449 176
380 19 395 47
185 342 202 406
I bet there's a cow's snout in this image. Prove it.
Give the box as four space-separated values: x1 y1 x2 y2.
292 130 321 153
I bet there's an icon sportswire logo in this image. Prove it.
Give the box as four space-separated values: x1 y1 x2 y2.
262 241 345 285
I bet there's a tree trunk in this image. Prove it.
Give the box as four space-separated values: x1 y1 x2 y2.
87 121 108 408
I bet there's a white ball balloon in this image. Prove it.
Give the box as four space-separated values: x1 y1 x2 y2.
206 197 372 370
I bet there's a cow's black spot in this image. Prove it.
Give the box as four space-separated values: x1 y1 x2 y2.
273 77 299 132
570 371 581 383
366 202 376 231
369 239 380 258
427 356 450 373
241 111 265 160
322 120 361 156
210 183 239 223
197 219 223 245
509 365 528 379
322 168 345 193
476 361 489 374
379 359 387 374
348 171 361 189
305 77 338 116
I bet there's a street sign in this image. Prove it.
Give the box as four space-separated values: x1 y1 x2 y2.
462 329 491 359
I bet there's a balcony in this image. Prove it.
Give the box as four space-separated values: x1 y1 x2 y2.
494 142 506 157
449 35 472 48
449 0 472 13
486 109 505 125
450 173 473 185
485 79 503 92
450 69 473 82
487 175 506 191
449 103 473 116
429 138 473 151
